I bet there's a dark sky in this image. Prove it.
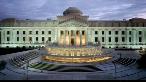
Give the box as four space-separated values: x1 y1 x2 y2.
0 0 146 20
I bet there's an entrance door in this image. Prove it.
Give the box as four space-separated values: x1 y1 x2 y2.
71 38 74 46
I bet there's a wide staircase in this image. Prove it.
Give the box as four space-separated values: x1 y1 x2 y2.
29 62 102 72
9 50 40 68
112 58 137 66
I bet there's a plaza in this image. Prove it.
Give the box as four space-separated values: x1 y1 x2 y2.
0 48 145 80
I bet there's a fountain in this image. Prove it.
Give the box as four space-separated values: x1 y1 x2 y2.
42 41 112 64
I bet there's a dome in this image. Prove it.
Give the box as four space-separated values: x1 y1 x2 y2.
63 7 83 16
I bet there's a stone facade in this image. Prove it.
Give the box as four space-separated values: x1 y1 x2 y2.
0 7 146 49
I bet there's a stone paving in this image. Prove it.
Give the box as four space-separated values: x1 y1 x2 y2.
0 49 146 80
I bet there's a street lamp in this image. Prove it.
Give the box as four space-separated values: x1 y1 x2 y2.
112 61 117 79
25 60 29 80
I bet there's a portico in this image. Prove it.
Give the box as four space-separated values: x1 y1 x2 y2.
59 30 86 46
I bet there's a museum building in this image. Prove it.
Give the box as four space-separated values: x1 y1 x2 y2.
0 7 146 49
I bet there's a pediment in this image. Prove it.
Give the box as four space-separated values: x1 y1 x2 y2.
57 19 88 27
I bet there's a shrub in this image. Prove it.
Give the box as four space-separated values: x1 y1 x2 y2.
137 54 146 69
0 60 7 71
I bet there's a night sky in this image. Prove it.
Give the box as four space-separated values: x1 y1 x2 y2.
0 0 146 20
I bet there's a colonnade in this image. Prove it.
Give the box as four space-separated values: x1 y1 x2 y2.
59 30 86 46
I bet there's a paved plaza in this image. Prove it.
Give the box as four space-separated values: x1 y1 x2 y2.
0 49 146 80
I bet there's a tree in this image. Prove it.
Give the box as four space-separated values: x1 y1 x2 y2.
0 60 7 71
137 54 146 69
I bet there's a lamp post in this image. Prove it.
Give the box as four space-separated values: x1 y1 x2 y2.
25 60 29 80
112 61 117 79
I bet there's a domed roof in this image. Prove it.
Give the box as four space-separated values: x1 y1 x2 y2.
63 7 83 16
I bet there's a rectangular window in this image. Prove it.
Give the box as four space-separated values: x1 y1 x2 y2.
139 37 142 42
17 37 19 41
122 31 125 35
109 37 111 42
36 37 38 41
109 31 111 35
23 31 25 34
29 31 32 34
7 31 10 35
29 37 32 41
115 37 118 42
48 31 51 34
42 31 45 34
42 37 45 41
102 37 104 42
122 37 125 42
61 31 63 35
102 31 104 35
95 31 98 35
115 31 118 35
139 31 142 35
129 31 132 35
23 37 25 41
36 31 38 34
129 37 131 42
7 37 10 41
82 31 85 35
17 31 19 35
95 37 98 42
48 37 51 41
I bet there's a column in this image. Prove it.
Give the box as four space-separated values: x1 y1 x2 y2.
64 30 66 47
84 31 86 46
75 30 76 47
80 30 82 47
66 30 70 46
133 29 137 48
69 30 70 46
76 30 80 47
